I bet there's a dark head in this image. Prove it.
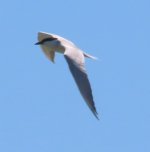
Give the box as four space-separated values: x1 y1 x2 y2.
35 37 58 45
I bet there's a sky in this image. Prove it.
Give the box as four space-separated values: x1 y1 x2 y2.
0 0 150 152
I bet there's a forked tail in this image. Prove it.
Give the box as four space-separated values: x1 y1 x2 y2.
83 52 97 60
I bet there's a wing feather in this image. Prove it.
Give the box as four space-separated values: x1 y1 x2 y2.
64 49 98 119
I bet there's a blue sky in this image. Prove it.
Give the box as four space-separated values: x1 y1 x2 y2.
0 0 150 152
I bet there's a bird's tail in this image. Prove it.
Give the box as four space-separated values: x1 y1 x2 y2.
83 52 98 60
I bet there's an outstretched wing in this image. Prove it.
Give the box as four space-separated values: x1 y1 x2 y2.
40 45 55 63
64 48 98 119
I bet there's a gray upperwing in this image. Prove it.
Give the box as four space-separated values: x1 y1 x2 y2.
64 54 99 119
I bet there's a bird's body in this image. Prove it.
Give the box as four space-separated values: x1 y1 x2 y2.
35 32 99 119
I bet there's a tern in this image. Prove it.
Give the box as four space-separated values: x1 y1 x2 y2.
35 32 99 119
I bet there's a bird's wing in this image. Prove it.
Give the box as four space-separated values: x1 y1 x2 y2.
64 47 98 119
40 45 55 63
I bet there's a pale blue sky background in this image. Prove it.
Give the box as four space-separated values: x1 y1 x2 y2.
0 0 150 152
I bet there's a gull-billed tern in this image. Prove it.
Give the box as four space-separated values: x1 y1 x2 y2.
35 32 99 119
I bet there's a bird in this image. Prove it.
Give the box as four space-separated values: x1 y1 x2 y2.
35 32 99 119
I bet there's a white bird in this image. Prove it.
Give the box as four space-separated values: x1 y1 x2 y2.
35 32 99 119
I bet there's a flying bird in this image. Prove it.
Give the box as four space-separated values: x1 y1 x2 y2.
35 32 99 119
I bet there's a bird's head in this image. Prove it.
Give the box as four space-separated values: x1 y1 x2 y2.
35 32 57 45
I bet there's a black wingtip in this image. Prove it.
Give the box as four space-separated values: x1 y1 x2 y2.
89 105 99 120
92 111 99 120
